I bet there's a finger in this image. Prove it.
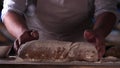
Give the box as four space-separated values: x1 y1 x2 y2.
14 39 19 52
98 45 105 59
95 38 100 51
95 38 105 59
31 30 39 39
84 30 95 42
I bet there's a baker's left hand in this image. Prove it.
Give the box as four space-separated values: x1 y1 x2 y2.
84 29 105 59
14 30 39 52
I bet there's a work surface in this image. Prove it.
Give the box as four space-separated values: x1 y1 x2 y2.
0 56 120 68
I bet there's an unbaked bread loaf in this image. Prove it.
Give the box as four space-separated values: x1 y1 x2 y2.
17 40 98 62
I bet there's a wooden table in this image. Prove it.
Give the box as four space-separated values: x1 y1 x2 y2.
0 56 120 68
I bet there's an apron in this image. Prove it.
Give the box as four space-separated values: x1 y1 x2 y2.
26 0 93 42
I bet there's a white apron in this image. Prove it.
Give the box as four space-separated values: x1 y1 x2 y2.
26 0 93 42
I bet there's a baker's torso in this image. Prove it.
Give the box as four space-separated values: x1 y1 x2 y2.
30 0 94 33
26 0 94 41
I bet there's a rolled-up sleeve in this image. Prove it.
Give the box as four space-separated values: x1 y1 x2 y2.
94 0 118 17
1 0 26 20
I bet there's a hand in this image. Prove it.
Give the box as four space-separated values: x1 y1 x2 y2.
84 30 105 59
14 30 39 51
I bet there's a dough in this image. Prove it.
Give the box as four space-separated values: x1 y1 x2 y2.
18 40 98 62
68 42 98 62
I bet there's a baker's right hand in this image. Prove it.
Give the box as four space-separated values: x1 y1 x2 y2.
84 30 105 59
14 30 39 51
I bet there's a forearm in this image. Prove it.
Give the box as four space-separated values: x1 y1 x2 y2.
3 10 28 38
93 12 116 38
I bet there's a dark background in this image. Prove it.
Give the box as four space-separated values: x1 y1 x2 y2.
0 0 3 11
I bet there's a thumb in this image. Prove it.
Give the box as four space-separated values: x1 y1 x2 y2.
30 30 39 39
84 30 95 42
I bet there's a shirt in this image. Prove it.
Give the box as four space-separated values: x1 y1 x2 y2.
1 0 118 41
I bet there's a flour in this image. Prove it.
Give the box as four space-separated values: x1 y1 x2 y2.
18 40 98 62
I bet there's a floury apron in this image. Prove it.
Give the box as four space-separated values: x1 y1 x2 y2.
26 0 93 42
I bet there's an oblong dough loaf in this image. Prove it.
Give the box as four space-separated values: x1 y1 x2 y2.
18 40 98 62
